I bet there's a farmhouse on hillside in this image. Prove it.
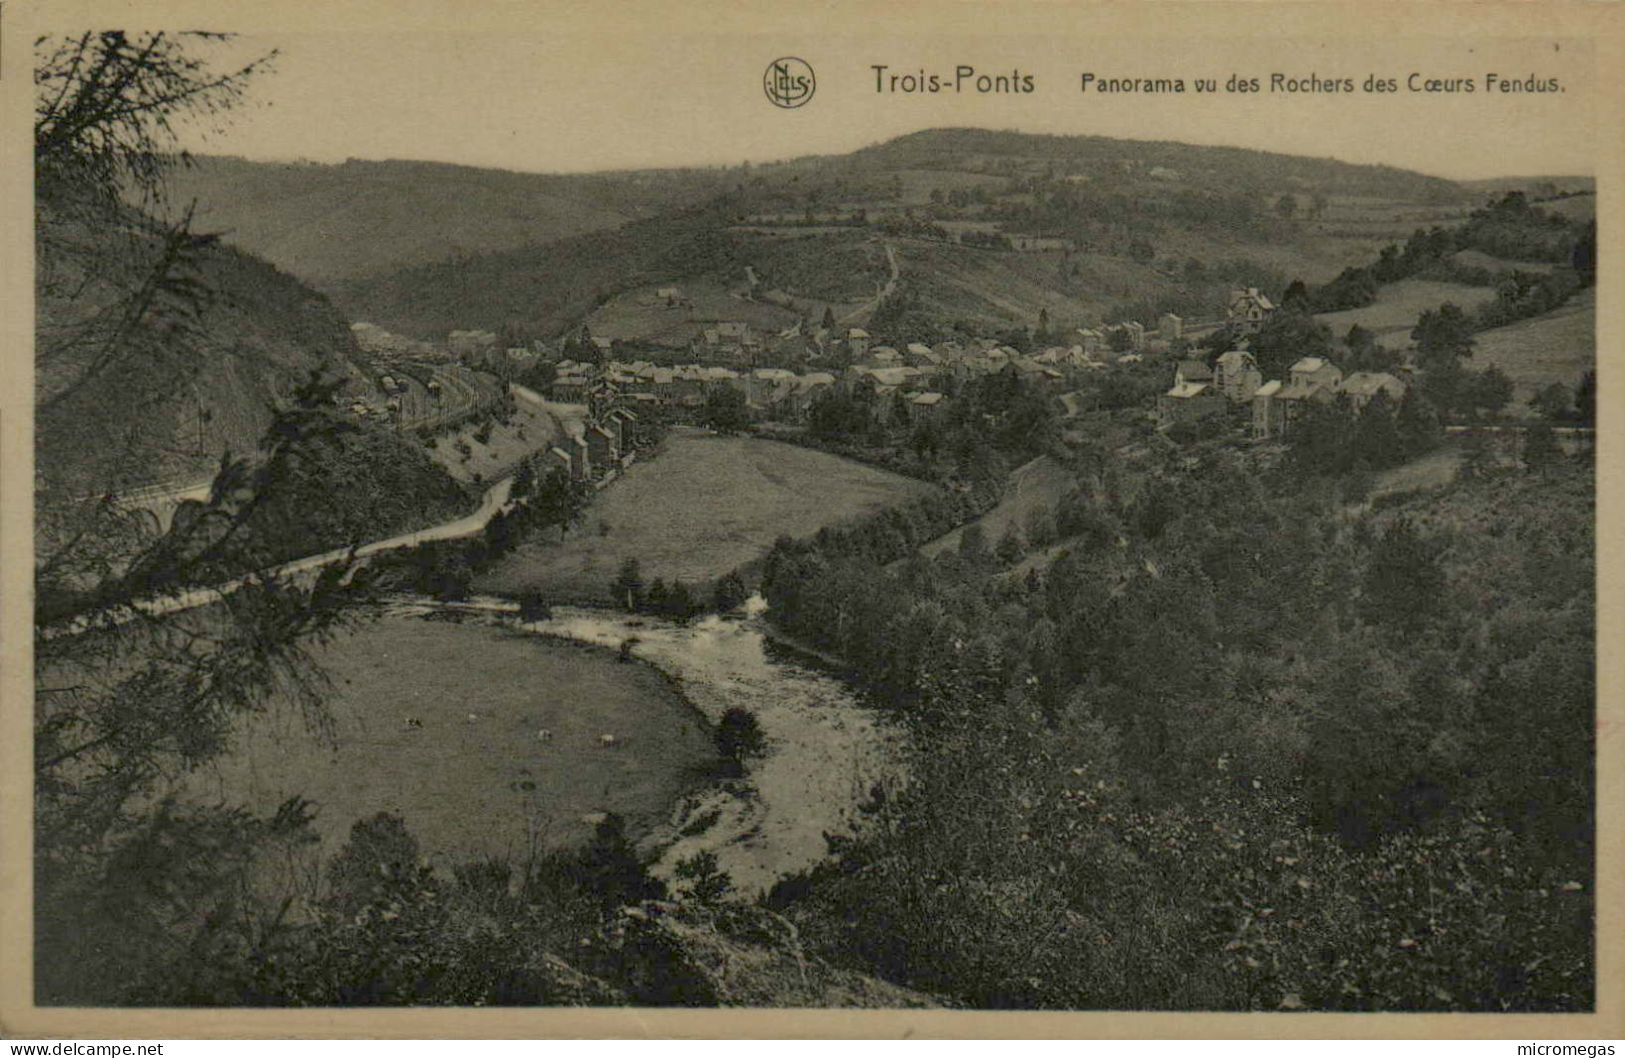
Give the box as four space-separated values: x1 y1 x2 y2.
1227 288 1276 335
1158 358 1223 429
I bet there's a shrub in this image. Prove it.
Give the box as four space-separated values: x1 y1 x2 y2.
517 591 551 622
715 708 766 773
672 850 732 904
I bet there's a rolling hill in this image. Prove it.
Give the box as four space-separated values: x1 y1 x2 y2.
318 129 1508 342
841 128 1466 202
163 130 1592 349
163 155 731 283
36 192 372 500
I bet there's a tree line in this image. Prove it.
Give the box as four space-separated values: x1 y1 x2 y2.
1309 193 1589 314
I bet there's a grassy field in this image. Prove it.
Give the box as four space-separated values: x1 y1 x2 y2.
1316 278 1498 349
584 282 802 346
425 396 561 485
1364 444 1467 506
1470 288 1595 415
180 614 718 862
475 429 935 602
920 455 1075 559
1451 249 1555 275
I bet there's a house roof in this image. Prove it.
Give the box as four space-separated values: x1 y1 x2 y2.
1177 359 1214 381
911 392 946 405
1216 349 1256 371
1166 381 1212 399
1290 356 1333 375
1231 288 1276 311
1275 381 1325 401
865 367 917 387
847 328 870 340
1254 379 1283 398
1342 371 1406 398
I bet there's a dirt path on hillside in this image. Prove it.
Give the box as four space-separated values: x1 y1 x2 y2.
837 242 899 325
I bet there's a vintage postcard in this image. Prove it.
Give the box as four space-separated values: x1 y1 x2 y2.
1 0 1620 1040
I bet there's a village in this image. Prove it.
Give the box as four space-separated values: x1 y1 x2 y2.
340 278 1417 489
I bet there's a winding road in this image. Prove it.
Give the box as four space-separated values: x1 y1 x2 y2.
44 470 516 640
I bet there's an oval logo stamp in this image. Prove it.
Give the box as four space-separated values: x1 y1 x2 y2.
764 57 816 108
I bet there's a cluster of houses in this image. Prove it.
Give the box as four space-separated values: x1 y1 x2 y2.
547 343 953 427
540 383 641 485
1155 287 1408 440
541 313 1196 431
1158 349 1408 440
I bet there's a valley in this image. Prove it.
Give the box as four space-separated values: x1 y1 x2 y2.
33 81 1599 1012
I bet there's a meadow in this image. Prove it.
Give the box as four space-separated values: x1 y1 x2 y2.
1469 288 1595 414
918 454 1074 559
475 429 935 602
178 614 718 862
584 282 802 346
1315 278 1498 349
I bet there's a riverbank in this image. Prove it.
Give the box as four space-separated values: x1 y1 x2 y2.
405 595 907 897
528 601 908 898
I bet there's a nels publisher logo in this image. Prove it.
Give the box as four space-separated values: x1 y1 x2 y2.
764 57 815 108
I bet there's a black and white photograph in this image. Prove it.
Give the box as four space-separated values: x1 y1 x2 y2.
3 0 1618 1039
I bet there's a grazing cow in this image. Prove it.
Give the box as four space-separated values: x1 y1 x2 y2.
598 734 619 748
405 716 423 729
466 712 480 723
536 728 553 742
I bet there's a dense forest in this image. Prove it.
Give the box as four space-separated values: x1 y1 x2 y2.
758 440 1594 1010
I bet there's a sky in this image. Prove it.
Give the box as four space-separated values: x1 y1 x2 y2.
31 5 1602 181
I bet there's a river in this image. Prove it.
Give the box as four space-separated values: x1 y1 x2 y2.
386 594 907 899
